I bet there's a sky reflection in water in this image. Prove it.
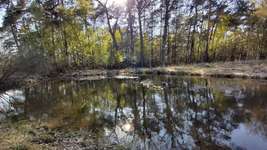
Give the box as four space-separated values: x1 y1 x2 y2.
1 76 267 150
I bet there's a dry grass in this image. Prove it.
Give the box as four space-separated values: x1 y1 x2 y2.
59 60 267 80
125 60 267 79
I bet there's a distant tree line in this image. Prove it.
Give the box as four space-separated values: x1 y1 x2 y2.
0 0 266 77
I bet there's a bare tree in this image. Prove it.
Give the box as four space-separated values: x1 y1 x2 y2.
136 0 151 67
126 0 135 64
160 0 175 66
95 0 121 65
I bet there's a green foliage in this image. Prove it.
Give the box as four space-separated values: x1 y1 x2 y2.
0 0 266 74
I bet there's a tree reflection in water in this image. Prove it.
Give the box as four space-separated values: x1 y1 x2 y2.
2 76 267 149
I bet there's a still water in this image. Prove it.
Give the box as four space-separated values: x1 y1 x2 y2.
1 76 267 150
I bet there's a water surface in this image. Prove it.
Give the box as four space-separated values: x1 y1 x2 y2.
1 76 267 150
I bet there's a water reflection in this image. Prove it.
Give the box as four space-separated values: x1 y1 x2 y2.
1 76 267 150
0 90 25 120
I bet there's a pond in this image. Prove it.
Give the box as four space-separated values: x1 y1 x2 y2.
1 75 267 150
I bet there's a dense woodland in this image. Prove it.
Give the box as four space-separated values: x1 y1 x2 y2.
0 0 267 81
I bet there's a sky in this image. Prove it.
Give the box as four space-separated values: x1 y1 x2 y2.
0 8 5 28
110 0 127 6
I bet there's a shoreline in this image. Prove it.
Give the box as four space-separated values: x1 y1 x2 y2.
61 60 267 80
1 60 267 90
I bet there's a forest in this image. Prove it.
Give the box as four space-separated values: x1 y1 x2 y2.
1 0 267 149
0 0 267 81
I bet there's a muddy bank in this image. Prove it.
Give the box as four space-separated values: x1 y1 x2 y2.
62 60 267 80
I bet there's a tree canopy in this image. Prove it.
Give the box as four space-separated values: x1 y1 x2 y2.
0 0 266 75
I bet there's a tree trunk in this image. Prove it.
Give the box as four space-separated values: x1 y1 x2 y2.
204 1 211 62
127 7 135 64
189 5 198 63
160 0 170 66
11 24 20 51
105 9 118 65
138 10 145 67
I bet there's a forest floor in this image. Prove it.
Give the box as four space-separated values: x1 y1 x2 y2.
62 60 267 80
